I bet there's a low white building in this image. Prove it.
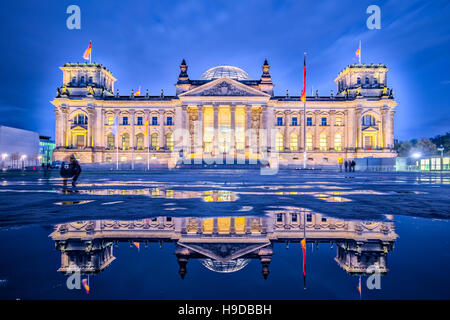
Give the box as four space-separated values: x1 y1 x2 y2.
0 125 40 169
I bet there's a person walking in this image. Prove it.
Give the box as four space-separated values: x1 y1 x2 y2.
60 154 82 187
351 159 356 172
337 157 343 172
344 160 348 172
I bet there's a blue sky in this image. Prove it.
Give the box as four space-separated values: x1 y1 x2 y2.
0 0 449 140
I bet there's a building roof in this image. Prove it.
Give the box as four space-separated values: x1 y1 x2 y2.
200 66 250 81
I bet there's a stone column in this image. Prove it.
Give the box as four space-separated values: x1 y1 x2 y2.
54 108 62 147
62 107 69 147
131 111 135 167
330 111 335 150
284 110 289 151
144 110 150 149
196 106 203 153
213 105 219 154
159 109 165 149
314 111 320 151
230 105 236 155
265 106 274 152
388 110 395 149
245 106 251 151
356 107 362 149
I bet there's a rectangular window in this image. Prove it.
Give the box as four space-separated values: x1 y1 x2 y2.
152 116 158 126
291 117 298 126
306 214 312 222
307 117 312 126
335 117 343 126
137 117 143 126
107 116 114 126
277 117 283 126
122 116 128 125
321 117 327 126
276 213 283 222
167 116 173 126
306 135 313 151
291 213 297 222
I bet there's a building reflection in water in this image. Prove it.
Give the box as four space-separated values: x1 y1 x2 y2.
50 210 397 280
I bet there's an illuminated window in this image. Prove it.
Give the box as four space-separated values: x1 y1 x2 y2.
290 133 298 151
334 134 342 151
166 132 174 150
306 134 313 151
320 134 327 151
136 133 144 150
107 116 114 126
121 133 130 150
276 132 284 152
335 117 343 126
107 133 115 149
151 133 159 150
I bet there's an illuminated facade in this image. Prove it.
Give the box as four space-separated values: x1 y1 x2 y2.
52 60 397 166
50 211 397 278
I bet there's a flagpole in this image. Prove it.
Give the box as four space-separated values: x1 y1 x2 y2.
89 40 92 64
116 135 119 170
147 131 150 171
359 40 361 64
303 211 307 289
302 52 307 169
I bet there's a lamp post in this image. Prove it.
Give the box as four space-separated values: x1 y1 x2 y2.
21 155 27 170
437 145 444 172
1 153 7 170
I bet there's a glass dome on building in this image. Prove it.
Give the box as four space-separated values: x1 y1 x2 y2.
201 258 250 273
200 66 250 81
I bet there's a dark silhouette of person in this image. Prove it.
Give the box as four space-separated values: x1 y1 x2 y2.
344 160 348 172
60 154 82 187
351 160 356 172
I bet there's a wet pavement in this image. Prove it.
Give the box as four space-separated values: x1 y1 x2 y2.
0 169 449 299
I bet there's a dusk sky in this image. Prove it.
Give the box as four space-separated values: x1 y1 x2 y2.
0 0 449 140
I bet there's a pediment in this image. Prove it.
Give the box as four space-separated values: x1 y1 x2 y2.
178 242 270 262
362 126 379 132
179 77 270 97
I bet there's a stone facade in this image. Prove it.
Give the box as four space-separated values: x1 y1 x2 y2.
52 60 397 166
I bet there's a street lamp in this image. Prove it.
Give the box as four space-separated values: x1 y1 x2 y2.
1 153 7 170
437 145 444 172
21 155 27 170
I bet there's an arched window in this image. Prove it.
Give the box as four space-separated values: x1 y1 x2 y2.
121 133 130 150
151 133 159 150
136 133 144 150
334 134 342 151
107 116 114 126
107 133 115 149
290 133 298 151
166 132 174 150
306 133 313 151
373 78 378 85
80 76 85 84
357 77 361 85
365 77 369 85
362 115 376 126
74 114 88 125
276 132 284 152
320 133 327 151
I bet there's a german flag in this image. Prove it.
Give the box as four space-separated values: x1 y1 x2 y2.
82 278 90 295
135 87 141 96
301 53 306 102
83 41 92 60
144 116 149 135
